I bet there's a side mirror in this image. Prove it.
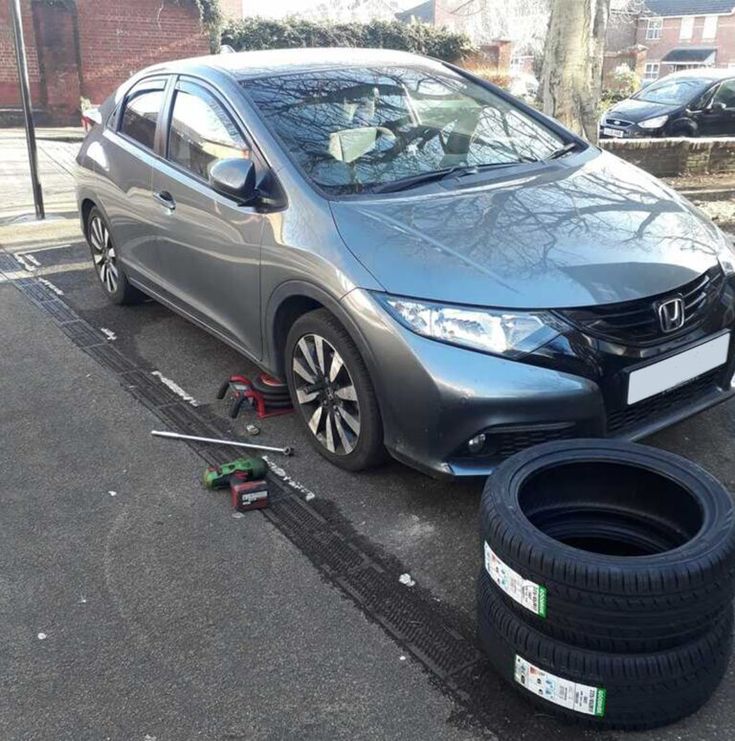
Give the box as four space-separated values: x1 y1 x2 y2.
712 101 727 112
209 158 257 205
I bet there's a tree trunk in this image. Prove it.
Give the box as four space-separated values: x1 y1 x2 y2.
540 0 610 143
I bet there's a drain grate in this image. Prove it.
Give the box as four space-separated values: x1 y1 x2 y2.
42 299 78 324
59 320 105 348
5 270 529 736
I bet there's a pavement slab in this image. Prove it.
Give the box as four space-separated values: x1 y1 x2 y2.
0 282 489 741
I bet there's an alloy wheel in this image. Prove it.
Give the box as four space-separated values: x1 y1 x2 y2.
292 333 360 455
89 214 119 294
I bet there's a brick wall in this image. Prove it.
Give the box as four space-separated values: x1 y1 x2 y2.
0 1 42 112
1 0 210 125
600 137 735 177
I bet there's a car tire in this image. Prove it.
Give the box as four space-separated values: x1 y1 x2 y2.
285 309 385 471
480 440 735 652
668 121 697 138
86 206 144 305
477 576 733 730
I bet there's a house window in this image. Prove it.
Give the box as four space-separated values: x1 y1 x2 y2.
646 17 663 40
644 62 660 81
703 15 718 40
679 15 694 40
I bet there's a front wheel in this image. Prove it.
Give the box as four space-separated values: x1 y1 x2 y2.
285 309 385 471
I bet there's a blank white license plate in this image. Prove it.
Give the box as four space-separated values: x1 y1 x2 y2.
603 127 624 138
627 333 730 405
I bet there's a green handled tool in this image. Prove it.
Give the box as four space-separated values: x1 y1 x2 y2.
202 457 269 489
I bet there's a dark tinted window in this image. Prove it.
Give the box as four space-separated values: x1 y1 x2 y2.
120 89 164 150
713 79 735 109
243 65 563 195
168 87 250 180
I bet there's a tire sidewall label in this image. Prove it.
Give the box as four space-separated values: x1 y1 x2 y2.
514 655 606 717
484 542 547 617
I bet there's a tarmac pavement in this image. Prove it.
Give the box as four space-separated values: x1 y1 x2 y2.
3 135 735 740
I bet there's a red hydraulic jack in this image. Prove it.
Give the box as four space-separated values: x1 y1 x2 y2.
216 373 293 420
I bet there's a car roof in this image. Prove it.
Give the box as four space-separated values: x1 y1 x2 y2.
137 47 445 81
655 67 735 83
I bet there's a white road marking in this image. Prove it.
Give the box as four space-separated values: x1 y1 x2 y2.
13 253 35 272
150 371 198 406
0 260 93 283
23 253 41 267
37 278 64 296
100 327 117 341
263 456 317 501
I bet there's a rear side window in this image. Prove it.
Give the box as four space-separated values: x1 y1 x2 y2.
120 85 166 150
167 85 250 180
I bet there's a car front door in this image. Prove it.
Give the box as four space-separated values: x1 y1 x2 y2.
150 78 266 358
698 79 735 136
99 76 168 286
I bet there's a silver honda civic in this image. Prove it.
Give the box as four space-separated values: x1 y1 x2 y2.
75 48 735 477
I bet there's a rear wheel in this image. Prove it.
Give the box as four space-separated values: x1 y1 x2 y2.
86 207 144 305
285 309 385 471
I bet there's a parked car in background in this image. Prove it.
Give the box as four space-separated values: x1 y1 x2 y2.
76 48 735 477
600 68 735 139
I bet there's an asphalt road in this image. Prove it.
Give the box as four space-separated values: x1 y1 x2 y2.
3 229 735 741
3 124 735 739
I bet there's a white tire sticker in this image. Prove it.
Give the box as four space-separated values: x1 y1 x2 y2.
514 655 607 717
484 542 547 617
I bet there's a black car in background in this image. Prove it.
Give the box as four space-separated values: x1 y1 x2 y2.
600 68 735 139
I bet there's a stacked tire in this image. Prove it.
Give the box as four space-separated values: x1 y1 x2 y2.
478 440 735 730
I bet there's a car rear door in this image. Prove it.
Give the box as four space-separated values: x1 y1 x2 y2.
150 77 265 358
98 76 168 287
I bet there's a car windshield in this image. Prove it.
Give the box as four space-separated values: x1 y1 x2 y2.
636 77 709 105
242 65 565 195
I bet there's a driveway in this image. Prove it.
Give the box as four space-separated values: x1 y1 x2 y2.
2 136 735 740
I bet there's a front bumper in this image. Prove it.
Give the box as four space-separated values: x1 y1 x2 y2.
341 289 735 478
599 124 663 140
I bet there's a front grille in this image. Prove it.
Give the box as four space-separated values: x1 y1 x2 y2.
491 424 576 458
559 267 724 345
607 368 722 435
604 117 633 127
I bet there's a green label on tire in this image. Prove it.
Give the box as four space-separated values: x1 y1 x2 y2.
514 655 606 717
485 542 548 618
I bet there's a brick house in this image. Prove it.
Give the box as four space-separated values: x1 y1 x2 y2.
0 0 211 126
637 0 735 82
604 1 735 85
395 0 517 74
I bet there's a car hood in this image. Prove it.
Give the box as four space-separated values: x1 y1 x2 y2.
606 97 678 123
330 151 722 309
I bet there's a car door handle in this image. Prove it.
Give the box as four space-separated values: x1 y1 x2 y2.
153 190 176 210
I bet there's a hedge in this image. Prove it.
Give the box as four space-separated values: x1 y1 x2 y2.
221 17 476 63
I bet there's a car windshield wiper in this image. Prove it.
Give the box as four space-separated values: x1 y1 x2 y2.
547 141 584 160
371 160 536 194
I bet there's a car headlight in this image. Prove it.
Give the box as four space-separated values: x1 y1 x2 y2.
639 114 669 129
377 295 563 358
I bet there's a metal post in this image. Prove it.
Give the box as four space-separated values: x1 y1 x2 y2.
9 0 44 220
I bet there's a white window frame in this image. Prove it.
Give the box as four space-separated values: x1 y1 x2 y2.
644 62 660 81
646 17 663 40
703 15 718 40
679 15 694 40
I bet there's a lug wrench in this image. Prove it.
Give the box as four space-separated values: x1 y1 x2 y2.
151 430 294 456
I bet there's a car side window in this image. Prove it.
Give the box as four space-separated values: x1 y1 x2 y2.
167 85 250 181
712 80 735 109
119 85 166 150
